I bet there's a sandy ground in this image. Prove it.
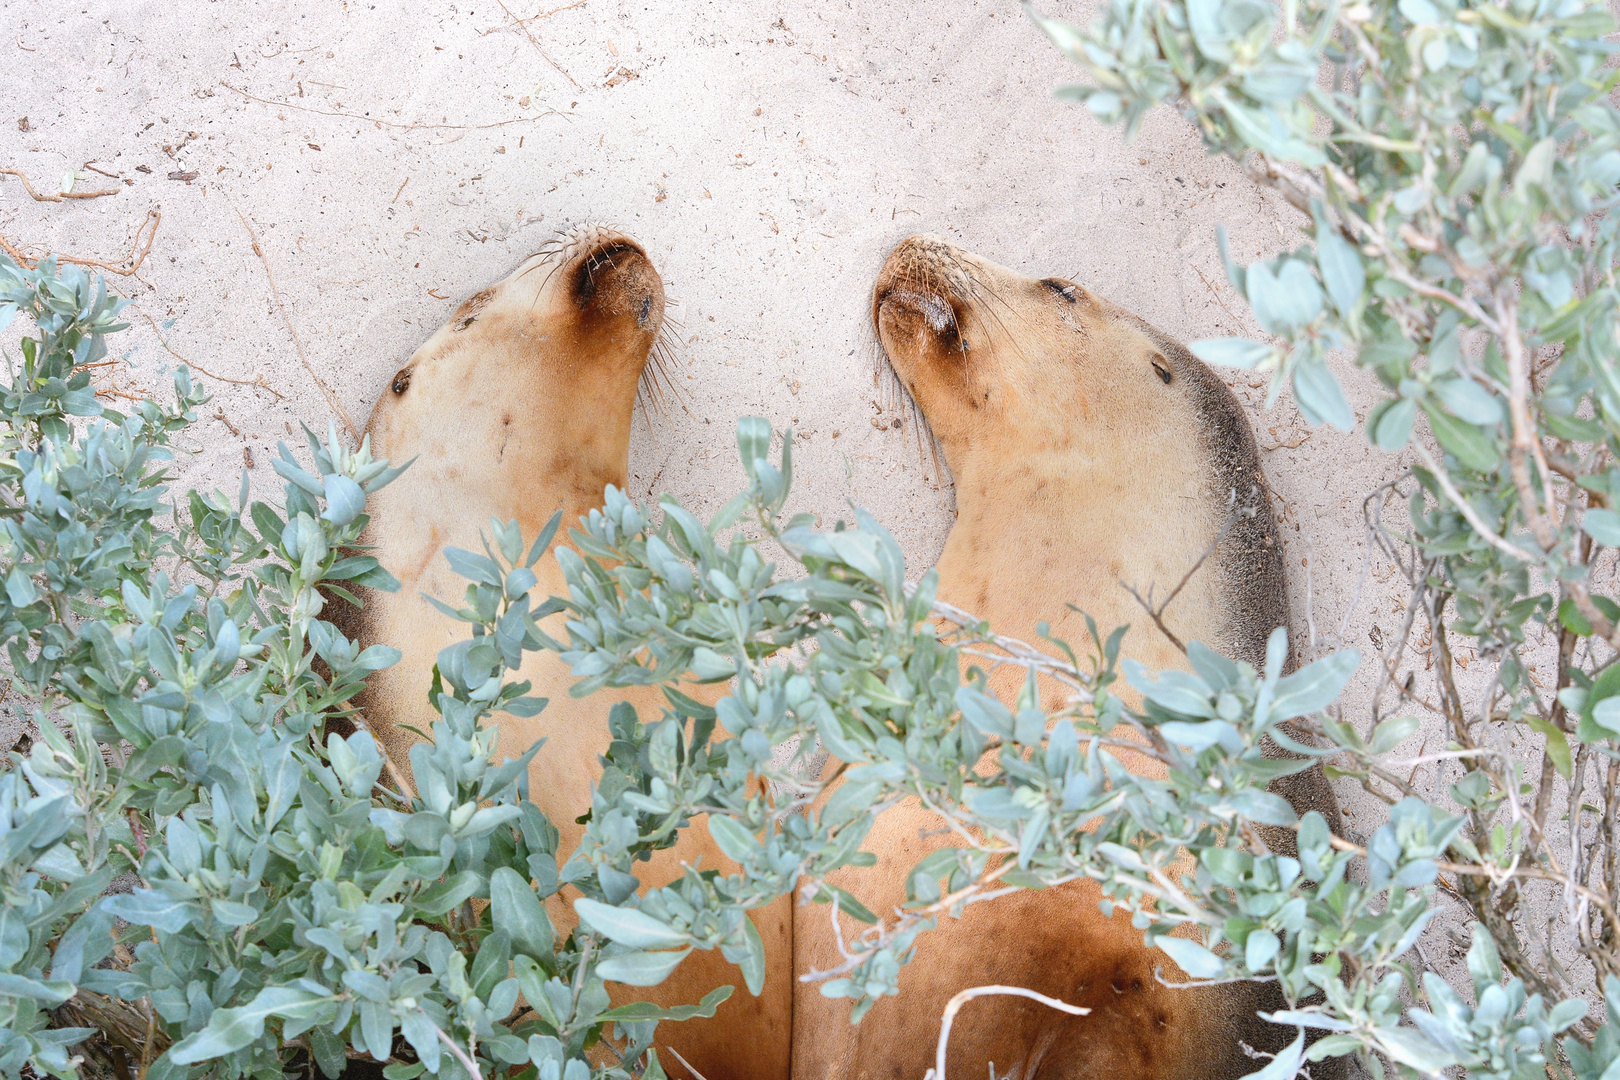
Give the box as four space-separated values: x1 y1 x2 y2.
2 0 1556 1008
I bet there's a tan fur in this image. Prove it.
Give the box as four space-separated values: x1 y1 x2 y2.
791 236 1335 1080
333 226 790 1080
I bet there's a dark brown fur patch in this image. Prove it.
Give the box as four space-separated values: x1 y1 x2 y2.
1130 321 1289 672
1131 321 1345 1080
572 241 642 306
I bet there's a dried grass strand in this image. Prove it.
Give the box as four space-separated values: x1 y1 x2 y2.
134 307 286 400
0 211 160 277
232 205 358 442
218 81 564 131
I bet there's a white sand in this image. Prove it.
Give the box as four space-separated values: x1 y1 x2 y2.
4 0 1494 998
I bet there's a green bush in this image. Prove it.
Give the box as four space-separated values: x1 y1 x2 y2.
0 257 731 1080
1023 0 1620 1071
4 0 1620 1074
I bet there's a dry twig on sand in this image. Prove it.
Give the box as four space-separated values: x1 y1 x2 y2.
232 206 358 440
494 0 582 88
0 167 120 202
135 308 286 400
1190 262 1245 328
218 82 563 131
1 211 161 278
77 358 144 403
0 234 29 266
482 0 586 32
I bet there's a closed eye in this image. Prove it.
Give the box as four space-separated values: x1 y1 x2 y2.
1040 278 1078 303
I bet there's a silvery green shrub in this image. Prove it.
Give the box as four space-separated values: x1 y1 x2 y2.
5 0 1620 1072
0 244 1605 1080
1016 0 1620 1072
0 255 730 1080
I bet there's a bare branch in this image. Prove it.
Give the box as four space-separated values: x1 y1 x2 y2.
924 985 1089 1080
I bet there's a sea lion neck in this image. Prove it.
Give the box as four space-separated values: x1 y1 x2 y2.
944 441 1142 570
937 411 1108 498
370 349 635 549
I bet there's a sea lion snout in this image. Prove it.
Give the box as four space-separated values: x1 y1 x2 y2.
871 234 1051 445
871 234 969 341
872 235 1203 453
368 226 667 427
437 225 667 387
496 225 666 342
566 234 664 328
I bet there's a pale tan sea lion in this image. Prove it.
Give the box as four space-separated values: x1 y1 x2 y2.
334 225 790 1080
791 235 1339 1080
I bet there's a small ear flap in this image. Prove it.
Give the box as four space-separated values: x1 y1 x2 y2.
451 288 495 332
1150 354 1173 384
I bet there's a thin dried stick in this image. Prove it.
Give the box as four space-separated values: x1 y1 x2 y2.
665 1046 711 1080
925 986 1089 1080
232 206 359 442
1496 297 1558 550
1 211 160 276
0 233 30 266
797 860 1025 983
136 1003 157 1080
495 0 581 88
68 210 160 277
348 709 419 804
1242 154 1501 333
1121 498 1248 655
0 167 120 202
482 0 587 32
923 590 1094 700
1191 262 1245 327
218 81 562 130
134 308 286 400
1321 831 1620 941
1491 296 1620 645
430 1019 483 1080
1408 443 1539 563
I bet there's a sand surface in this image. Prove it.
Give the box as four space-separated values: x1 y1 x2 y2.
2 0 1517 1003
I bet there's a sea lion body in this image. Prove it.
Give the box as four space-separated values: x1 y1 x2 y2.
339 226 790 1080
791 236 1336 1080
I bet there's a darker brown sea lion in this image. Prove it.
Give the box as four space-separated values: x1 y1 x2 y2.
334 224 790 1080
791 234 1340 1080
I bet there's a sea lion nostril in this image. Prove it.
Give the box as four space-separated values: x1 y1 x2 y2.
638 294 653 327
390 368 412 394
572 240 644 306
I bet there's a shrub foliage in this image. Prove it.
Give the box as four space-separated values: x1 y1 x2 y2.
3 0 1620 1074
